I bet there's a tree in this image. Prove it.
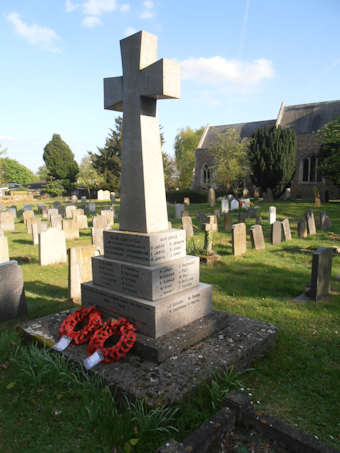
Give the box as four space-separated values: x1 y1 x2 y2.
43 134 79 185
162 151 177 190
0 157 37 185
36 164 49 181
77 156 105 197
317 116 340 186
211 129 250 192
175 126 204 189
249 125 296 198
89 117 122 191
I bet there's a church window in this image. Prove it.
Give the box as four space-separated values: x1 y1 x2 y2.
301 156 322 183
302 158 309 182
202 164 212 184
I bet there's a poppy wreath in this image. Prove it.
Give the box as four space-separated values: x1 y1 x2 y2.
59 306 103 345
88 318 137 363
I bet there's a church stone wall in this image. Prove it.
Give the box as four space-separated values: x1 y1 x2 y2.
192 148 216 190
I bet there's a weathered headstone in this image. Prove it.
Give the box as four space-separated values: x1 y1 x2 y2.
0 261 27 322
39 229 67 266
23 204 32 212
183 197 190 206
320 211 327 230
28 217 41 244
208 187 216 207
205 215 218 232
175 203 184 219
314 186 321 208
8 206 17 218
41 207 48 218
97 189 111 201
71 194 78 203
88 202 96 213
271 221 282 245
72 208 85 218
0 236 9 263
182 215 194 239
68 245 98 304
281 218 292 241
48 208 59 222
214 209 220 221
230 199 239 210
281 187 291 201
23 210 34 225
75 214 88 229
221 199 229 213
223 212 232 232
232 223 246 256
309 247 332 301
91 227 110 254
269 206 276 224
305 210 316 235
0 212 15 231
82 31 212 340
50 214 62 230
62 219 79 240
204 229 213 254
93 215 107 229
250 225 265 250
297 219 308 238
26 215 40 234
65 205 76 218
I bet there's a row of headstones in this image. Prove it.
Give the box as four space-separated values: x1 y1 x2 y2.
175 197 250 219
24 201 101 215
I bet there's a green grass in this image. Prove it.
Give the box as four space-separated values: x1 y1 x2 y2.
0 198 339 452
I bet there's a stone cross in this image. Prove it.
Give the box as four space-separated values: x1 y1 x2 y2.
104 30 180 233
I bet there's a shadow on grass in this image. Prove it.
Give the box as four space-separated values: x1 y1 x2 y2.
13 239 33 245
25 280 67 299
14 256 39 265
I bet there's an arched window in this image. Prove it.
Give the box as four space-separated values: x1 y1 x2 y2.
303 158 309 182
301 156 322 183
202 164 211 185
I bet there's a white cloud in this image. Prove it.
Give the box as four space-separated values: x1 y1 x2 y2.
124 26 136 36
0 136 15 142
140 10 154 19
83 0 118 16
120 3 130 12
7 12 61 52
82 16 102 27
143 0 154 8
65 0 80 12
181 56 274 86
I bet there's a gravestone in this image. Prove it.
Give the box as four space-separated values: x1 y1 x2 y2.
175 203 184 219
232 223 246 256
280 187 291 200
62 219 79 240
227 194 234 201
223 212 232 232
230 199 239 210
91 227 111 254
82 30 212 340
204 229 213 254
50 214 62 230
71 194 78 203
68 245 99 304
81 196 87 205
271 221 282 245
0 212 15 231
48 208 59 222
23 210 34 225
0 236 9 263
199 211 207 224
221 199 229 213
31 220 47 246
214 209 220 221
181 210 189 218
93 215 107 229
39 228 67 266
320 211 327 230
97 189 111 201
65 205 76 218
309 247 332 301
182 215 194 239
72 208 85 218
269 206 276 224
265 188 274 202
26 215 40 234
250 225 265 250
183 197 190 206
298 219 308 238
208 187 216 207
110 192 115 202
8 206 17 218
88 202 96 213
0 261 27 323
305 210 316 235
238 211 247 222
281 218 292 241
101 209 114 226
41 207 48 218
314 186 321 208
23 204 32 212
205 215 218 232
76 214 88 229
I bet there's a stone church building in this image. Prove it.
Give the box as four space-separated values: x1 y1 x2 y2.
192 99 340 199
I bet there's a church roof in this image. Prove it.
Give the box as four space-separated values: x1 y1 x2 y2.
198 119 276 148
279 100 340 133
197 99 340 149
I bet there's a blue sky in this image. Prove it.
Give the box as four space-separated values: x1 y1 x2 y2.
1 0 339 173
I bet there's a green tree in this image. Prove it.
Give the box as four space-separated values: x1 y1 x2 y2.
175 126 204 189
162 151 177 190
0 157 37 184
36 164 49 181
89 117 122 191
211 129 250 192
77 156 105 197
249 125 296 198
43 134 79 187
317 116 340 186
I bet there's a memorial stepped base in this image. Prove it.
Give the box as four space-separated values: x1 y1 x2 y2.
18 309 279 406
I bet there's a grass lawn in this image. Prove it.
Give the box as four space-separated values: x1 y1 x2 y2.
0 198 339 453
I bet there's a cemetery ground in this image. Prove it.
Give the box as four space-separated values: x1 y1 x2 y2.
0 199 339 453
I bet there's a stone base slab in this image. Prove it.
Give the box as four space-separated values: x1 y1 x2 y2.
18 309 279 407
81 282 212 338
103 228 186 266
92 254 199 301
